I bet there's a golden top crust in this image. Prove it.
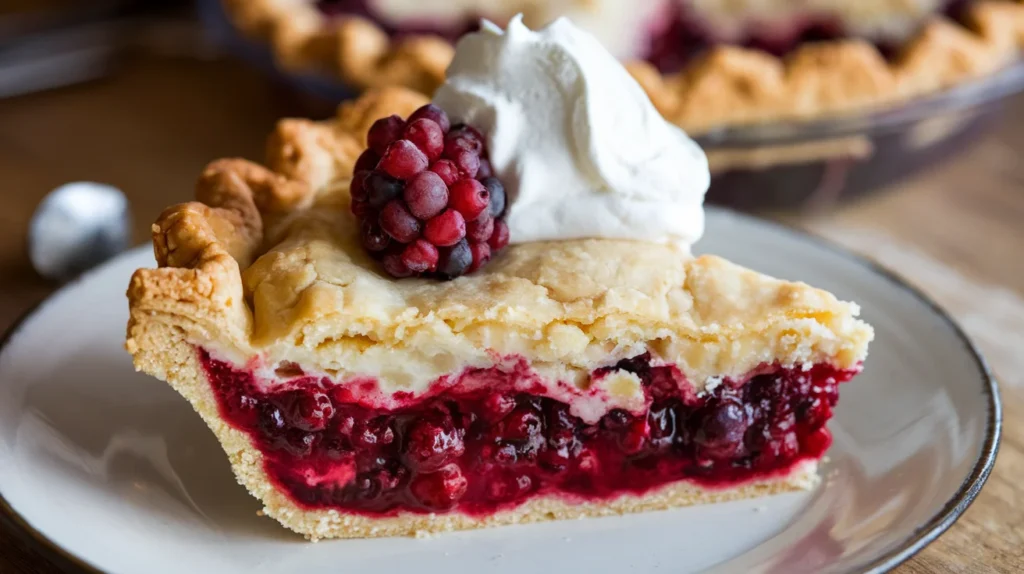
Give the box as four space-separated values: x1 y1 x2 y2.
127 87 872 399
221 0 1024 133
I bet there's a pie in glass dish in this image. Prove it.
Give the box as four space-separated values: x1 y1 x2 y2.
218 0 1024 134
126 18 873 539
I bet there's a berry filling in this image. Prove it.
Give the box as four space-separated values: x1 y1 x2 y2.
200 350 857 516
352 104 509 279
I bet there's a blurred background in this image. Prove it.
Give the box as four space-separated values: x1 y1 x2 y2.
0 1 1022 572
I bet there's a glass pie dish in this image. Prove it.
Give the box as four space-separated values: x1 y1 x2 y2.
697 61 1024 210
196 0 1024 212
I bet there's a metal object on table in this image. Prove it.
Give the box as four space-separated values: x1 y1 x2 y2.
28 182 131 281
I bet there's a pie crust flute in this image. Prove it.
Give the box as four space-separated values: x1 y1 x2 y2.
219 0 1024 134
126 87 873 540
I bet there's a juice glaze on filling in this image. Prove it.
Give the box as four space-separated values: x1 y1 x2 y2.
199 349 856 516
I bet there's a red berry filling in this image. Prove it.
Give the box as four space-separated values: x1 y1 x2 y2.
355 104 509 279
200 349 856 516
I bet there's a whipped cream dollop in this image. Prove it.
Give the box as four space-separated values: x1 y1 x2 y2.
432 15 710 247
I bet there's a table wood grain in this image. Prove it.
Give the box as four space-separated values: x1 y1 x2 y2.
0 55 1022 573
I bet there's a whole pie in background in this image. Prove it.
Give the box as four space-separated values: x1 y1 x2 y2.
218 0 1024 134
126 18 873 539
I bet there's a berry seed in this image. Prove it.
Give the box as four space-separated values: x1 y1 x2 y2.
466 213 494 243
367 115 406 156
408 104 451 133
381 252 413 278
449 179 490 220
350 199 373 220
379 200 422 243
350 171 370 202
488 219 510 251
379 140 429 180
477 158 494 179
445 125 484 156
365 172 404 209
449 149 480 179
361 221 391 252
403 171 449 220
401 239 440 273
354 149 380 173
429 160 461 186
468 242 491 272
481 177 506 217
437 239 473 278
423 209 466 247
404 119 444 162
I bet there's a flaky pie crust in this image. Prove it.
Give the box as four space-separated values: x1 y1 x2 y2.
126 86 870 538
220 0 1024 134
126 86 871 397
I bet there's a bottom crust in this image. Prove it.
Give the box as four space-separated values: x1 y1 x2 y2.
127 320 819 540
281 463 817 540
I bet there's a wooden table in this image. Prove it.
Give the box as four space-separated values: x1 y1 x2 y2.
0 55 1022 573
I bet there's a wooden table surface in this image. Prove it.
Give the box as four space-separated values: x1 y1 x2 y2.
0 55 1022 573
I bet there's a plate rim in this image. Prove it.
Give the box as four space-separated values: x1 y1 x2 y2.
0 211 1003 574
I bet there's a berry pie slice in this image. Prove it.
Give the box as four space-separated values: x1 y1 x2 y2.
127 20 872 539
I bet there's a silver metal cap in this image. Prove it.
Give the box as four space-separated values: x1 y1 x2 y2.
29 182 131 281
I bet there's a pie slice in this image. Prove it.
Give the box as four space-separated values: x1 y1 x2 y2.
126 84 872 539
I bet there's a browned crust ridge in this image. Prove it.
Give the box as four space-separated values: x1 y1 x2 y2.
221 0 1024 133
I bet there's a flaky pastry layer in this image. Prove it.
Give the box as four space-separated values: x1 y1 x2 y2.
220 0 1024 133
126 86 871 404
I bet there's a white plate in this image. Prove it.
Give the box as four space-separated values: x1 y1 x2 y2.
0 209 1000 574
